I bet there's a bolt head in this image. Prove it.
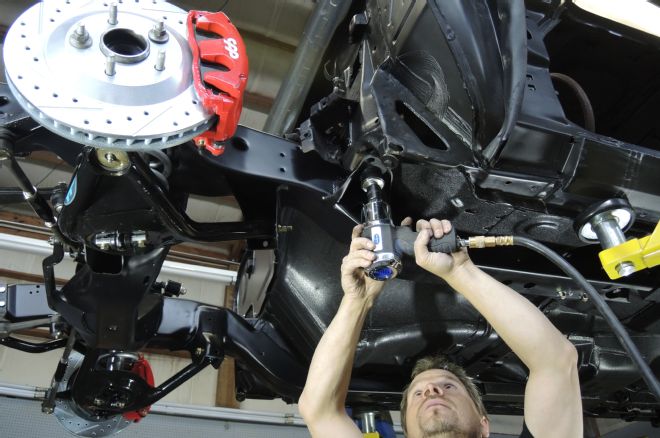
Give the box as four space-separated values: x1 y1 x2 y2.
616 261 636 277
450 197 464 208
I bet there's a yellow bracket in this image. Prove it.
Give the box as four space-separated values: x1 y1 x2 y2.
363 433 380 438
599 221 660 279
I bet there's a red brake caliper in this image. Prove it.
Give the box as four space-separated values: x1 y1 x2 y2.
187 10 249 156
123 354 155 422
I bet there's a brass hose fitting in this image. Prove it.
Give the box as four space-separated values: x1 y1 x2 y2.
465 235 514 249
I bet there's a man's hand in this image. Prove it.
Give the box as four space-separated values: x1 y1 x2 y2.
413 218 471 279
340 224 384 302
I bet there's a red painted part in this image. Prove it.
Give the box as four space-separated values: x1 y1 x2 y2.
122 354 155 422
187 10 249 156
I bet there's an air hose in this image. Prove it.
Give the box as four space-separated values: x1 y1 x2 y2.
468 235 660 399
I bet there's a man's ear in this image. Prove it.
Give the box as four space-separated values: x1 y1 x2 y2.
480 416 490 437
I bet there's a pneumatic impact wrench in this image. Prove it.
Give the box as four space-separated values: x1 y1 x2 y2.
360 171 466 281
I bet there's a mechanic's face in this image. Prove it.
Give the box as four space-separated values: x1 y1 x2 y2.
404 369 489 438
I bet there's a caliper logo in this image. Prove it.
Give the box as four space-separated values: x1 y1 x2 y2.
224 37 240 59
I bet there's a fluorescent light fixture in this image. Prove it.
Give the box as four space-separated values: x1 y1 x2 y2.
574 0 660 38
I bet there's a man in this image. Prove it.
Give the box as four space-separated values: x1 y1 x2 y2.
299 218 583 438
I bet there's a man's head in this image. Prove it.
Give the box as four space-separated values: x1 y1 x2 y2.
400 356 489 438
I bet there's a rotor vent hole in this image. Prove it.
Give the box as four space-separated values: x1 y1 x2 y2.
523 282 536 289
0 96 8 106
72 98 78 103
127 116 132 121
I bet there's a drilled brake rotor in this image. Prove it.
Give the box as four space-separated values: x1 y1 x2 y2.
54 352 133 437
3 0 213 150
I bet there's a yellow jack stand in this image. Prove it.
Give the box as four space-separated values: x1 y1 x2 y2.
599 221 660 279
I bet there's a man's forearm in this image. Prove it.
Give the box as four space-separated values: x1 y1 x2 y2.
445 262 575 371
299 295 372 420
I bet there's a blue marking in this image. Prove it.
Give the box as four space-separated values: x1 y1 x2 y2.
373 233 380 245
64 176 77 206
371 266 394 281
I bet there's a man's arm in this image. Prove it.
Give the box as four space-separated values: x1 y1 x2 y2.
299 224 386 438
414 219 583 438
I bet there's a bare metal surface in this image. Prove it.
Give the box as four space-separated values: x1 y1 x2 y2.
3 0 213 150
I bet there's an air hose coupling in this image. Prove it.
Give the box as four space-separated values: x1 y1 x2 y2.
463 235 514 249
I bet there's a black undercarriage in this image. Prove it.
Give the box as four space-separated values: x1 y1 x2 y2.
1 0 659 428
